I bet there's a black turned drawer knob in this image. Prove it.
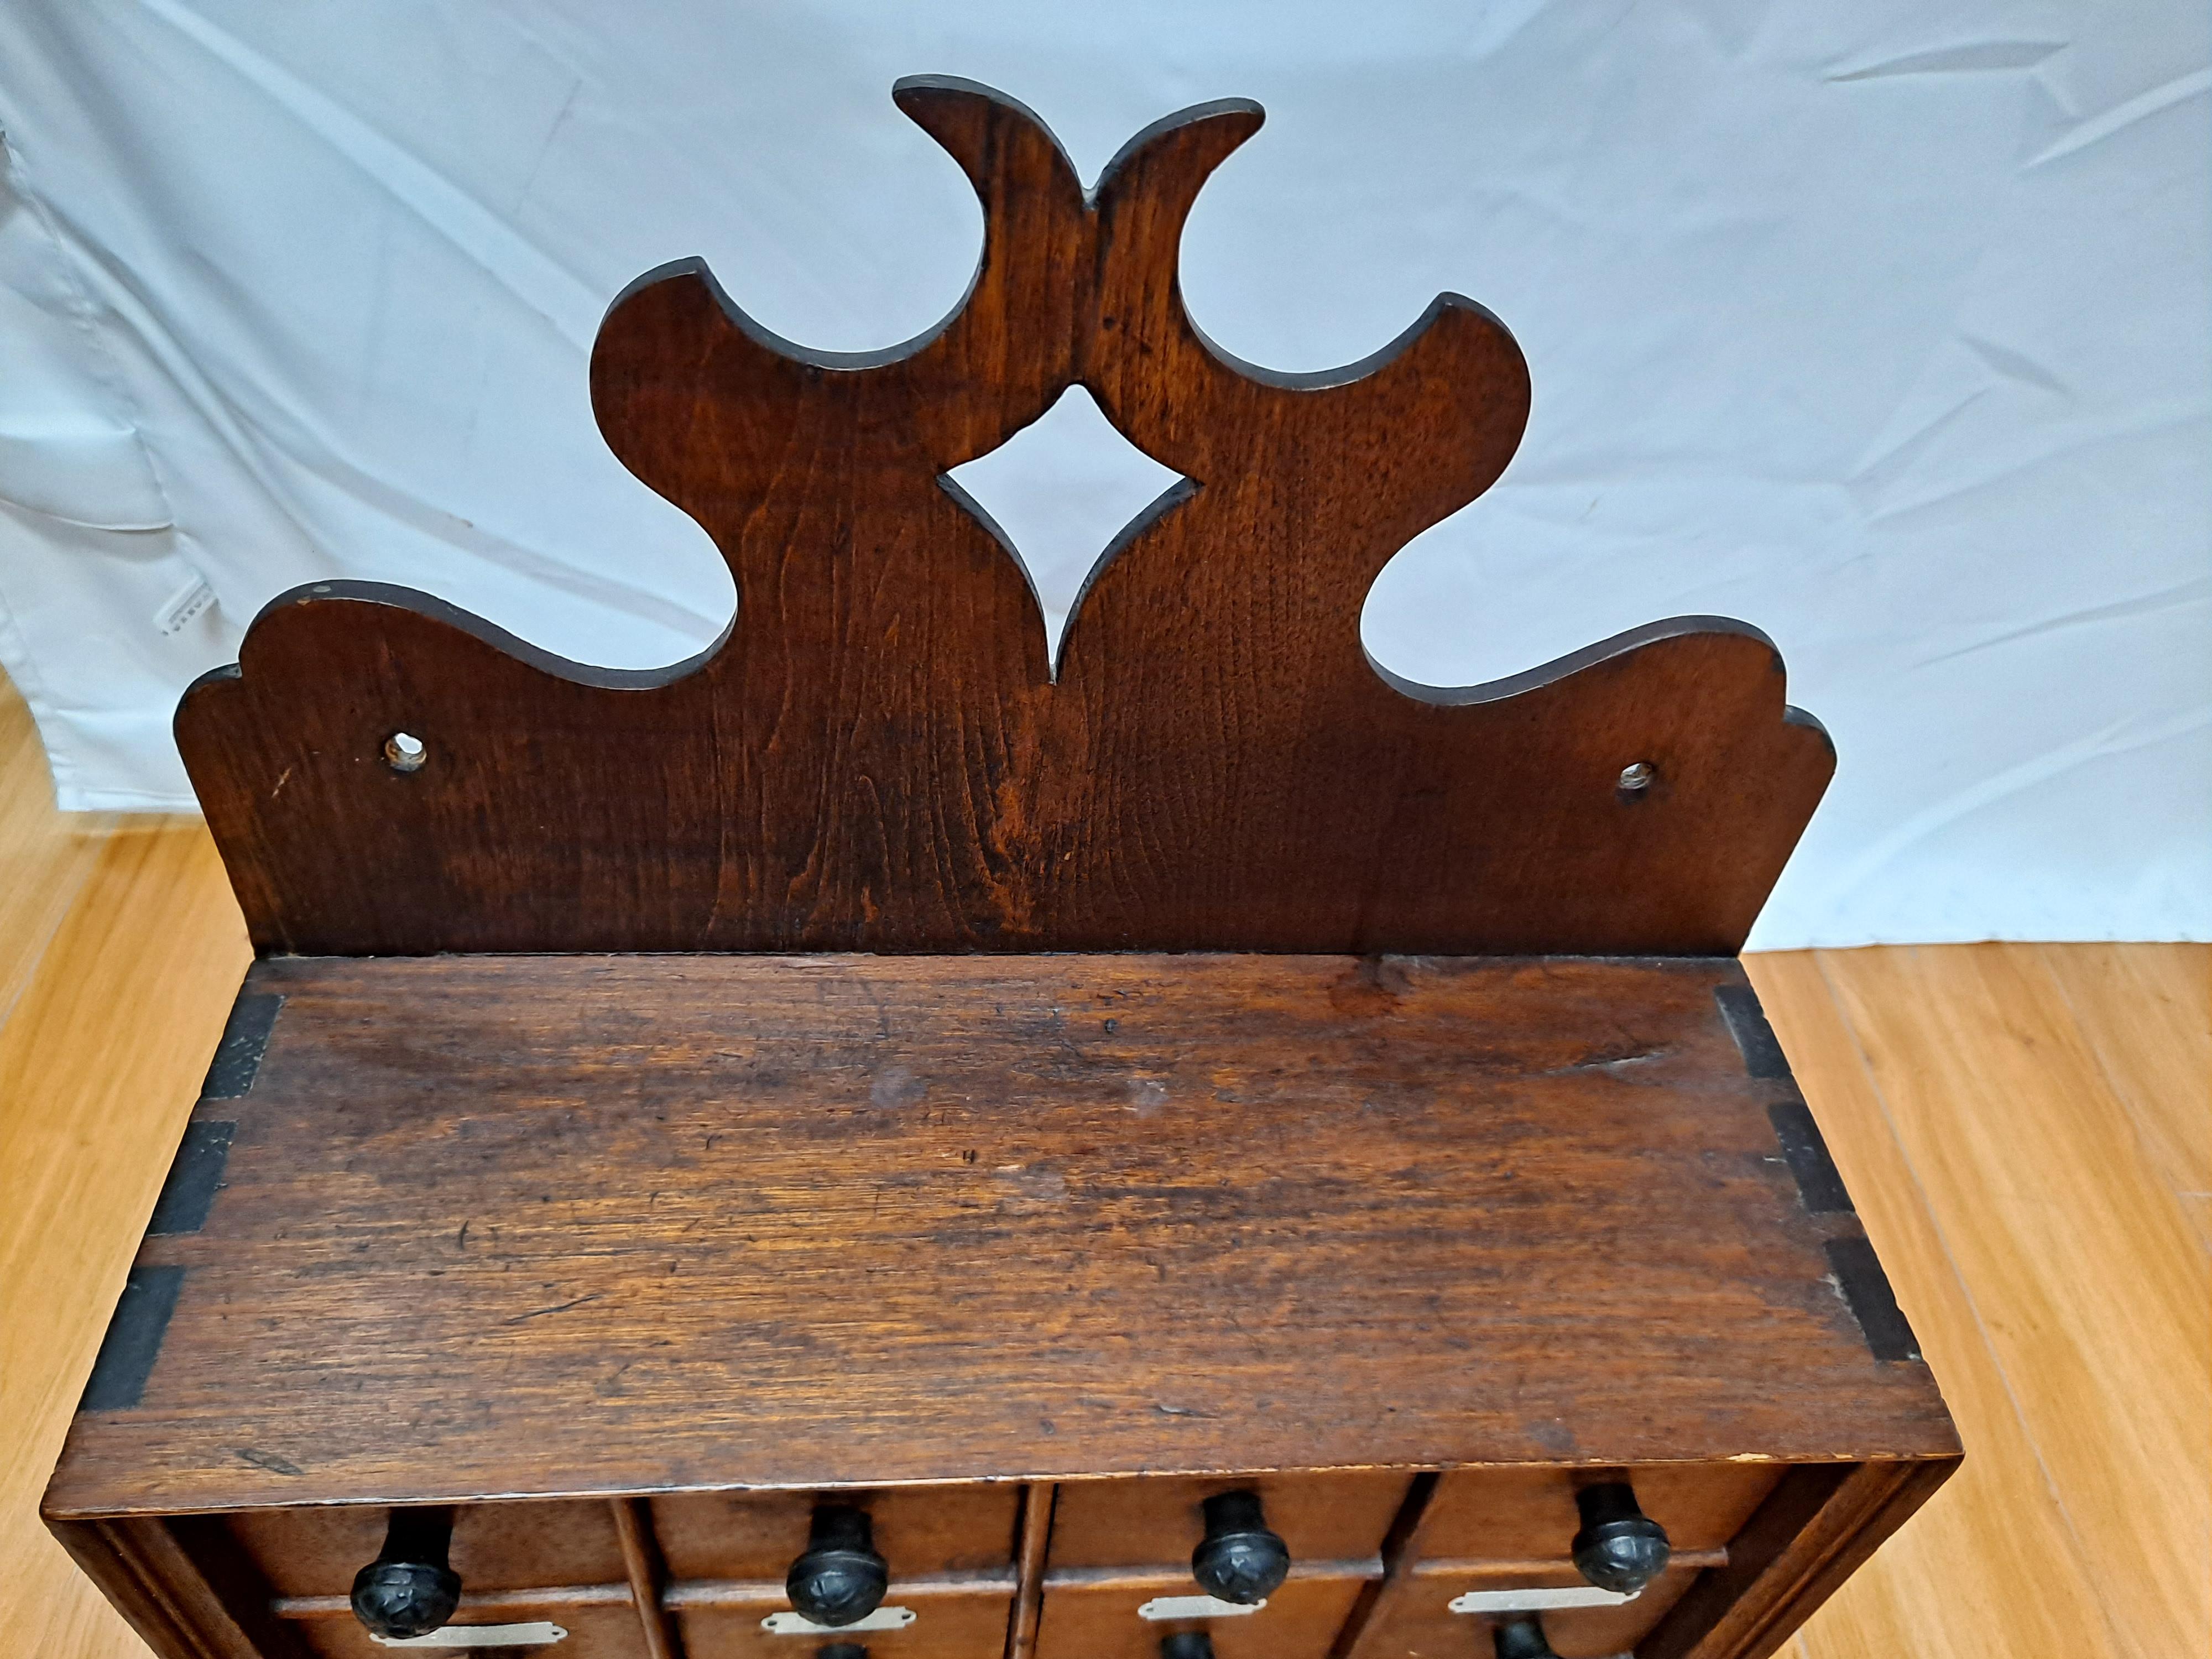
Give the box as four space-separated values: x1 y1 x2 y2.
350 1507 462 1639
1162 1635 1216 1659
1569 1481 1671 1594
1493 1615 1558 1659
1190 1489 1291 1604
787 1505 890 1627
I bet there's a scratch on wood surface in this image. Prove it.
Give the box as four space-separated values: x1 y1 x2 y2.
500 1293 603 1325
232 1447 304 1477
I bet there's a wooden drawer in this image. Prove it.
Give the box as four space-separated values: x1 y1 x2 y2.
1035 1574 1373 1659
1047 1472 1412 1570
212 1488 1020 1595
1409 1463 1780 1562
1036 1473 1402 1659
677 1590 1015 1659
221 1499 630 1596
187 1487 1020 1657
285 1605 651 1659
1344 1462 1790 1659
651 1485 1021 1579
1353 1562 1704 1659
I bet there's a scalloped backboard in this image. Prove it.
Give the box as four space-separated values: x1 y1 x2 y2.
176 77 1832 958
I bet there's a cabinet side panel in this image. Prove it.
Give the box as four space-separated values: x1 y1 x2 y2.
50 1515 311 1659
49 1519 209 1659
1640 1458 1958 1659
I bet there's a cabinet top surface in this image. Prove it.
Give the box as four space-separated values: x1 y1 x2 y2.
48 952 1954 1518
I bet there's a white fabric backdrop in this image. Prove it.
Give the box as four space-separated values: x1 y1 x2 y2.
0 0 2204 946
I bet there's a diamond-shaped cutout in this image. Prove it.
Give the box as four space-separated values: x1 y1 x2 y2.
946 387 1190 666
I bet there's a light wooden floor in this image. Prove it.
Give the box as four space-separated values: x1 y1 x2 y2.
0 677 2205 1658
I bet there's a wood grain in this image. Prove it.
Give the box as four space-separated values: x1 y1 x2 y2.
1046 1474 1411 1569
6 755 2193 1659
1812 946 2209 1659
49 1517 303 1659
1034 1573 1371 1659
1409 1465 1781 1563
0 818 251 1659
1744 951 2128 1659
43 953 1953 1521
611 1499 679 1659
290 1603 650 1659
0 685 114 1023
2037 942 2212 1254
1345 1463 1790 1659
675 1592 1014 1659
175 78 1830 960
1008 1483 1054 1659
647 1486 1022 1580
1640 1460 1952 1659
1353 1558 1703 1659
222 1500 629 1597
1752 956 2203 1659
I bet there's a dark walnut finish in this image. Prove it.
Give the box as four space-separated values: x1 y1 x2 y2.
49 955 1954 1658
48 954 1950 1509
175 77 1828 960
51 75 1948 1659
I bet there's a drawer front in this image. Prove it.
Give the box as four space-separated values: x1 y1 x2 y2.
1048 1472 1412 1569
225 1487 1020 1598
677 1591 1015 1659
287 1605 651 1659
205 1485 1019 1656
653 1485 1021 1579
1353 1563 1702 1659
1036 1575 1371 1659
1343 1462 1787 1659
140 1465 1808 1658
225 1498 630 1595
1411 1462 1780 1561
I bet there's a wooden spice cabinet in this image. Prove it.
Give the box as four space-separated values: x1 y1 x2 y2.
48 957 1954 1659
45 77 1955 1659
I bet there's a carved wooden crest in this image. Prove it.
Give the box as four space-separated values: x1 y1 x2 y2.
178 77 1830 957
